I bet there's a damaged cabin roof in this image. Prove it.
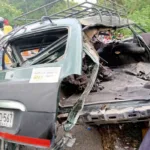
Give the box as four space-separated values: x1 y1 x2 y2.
79 15 134 28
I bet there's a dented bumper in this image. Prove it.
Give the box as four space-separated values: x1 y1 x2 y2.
81 100 150 124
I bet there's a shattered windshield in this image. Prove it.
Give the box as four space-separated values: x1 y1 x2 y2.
9 28 68 67
23 34 67 66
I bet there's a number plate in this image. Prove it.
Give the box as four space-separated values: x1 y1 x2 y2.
0 111 14 127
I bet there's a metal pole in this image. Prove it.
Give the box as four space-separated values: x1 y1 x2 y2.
15 144 19 150
24 15 27 23
104 0 107 7
24 0 28 13
44 7 48 16
67 0 70 8
1 139 4 150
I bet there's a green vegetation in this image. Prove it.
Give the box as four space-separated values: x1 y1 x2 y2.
98 0 150 32
8 0 74 13
0 0 22 25
8 0 77 24
128 5 150 32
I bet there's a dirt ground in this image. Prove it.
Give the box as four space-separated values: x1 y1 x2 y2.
20 125 103 150
56 123 143 150
57 125 103 150
19 123 144 150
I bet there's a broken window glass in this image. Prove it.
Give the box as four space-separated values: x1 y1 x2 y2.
5 28 68 68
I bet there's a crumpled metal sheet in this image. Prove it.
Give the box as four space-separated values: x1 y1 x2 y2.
124 62 150 81
62 62 113 93
79 15 134 28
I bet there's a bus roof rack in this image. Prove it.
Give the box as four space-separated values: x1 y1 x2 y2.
14 0 128 26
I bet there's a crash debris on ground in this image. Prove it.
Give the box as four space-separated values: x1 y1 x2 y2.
99 123 143 150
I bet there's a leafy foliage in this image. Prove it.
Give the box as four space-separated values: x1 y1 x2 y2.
124 0 150 32
0 0 22 25
98 0 150 32
128 5 150 32
8 0 55 13
8 0 77 24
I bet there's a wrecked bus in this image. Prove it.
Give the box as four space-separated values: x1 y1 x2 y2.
0 1 150 150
